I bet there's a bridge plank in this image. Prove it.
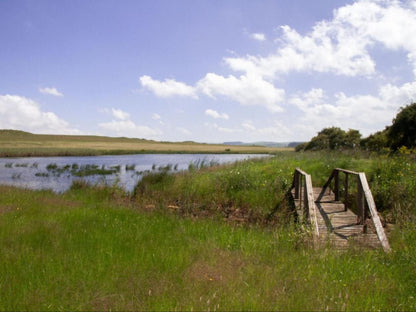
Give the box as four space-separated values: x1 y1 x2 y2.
313 186 382 250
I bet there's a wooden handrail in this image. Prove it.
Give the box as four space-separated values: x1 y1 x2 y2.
292 168 319 239
319 168 391 253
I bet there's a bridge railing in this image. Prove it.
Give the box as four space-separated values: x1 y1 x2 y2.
291 168 319 239
318 168 391 252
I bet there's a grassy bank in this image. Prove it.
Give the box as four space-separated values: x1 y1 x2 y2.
1 152 416 310
0 130 288 157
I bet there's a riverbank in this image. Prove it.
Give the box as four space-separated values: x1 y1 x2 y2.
0 130 289 157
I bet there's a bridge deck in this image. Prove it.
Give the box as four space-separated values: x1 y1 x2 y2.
314 187 381 249
293 187 382 249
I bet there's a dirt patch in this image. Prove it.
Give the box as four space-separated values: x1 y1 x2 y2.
187 249 244 283
0 204 18 214
38 197 80 209
88 293 132 311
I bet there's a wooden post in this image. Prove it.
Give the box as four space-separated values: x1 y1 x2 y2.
359 173 391 252
344 173 349 211
299 176 303 211
294 171 300 199
357 176 365 224
304 178 308 219
334 170 340 201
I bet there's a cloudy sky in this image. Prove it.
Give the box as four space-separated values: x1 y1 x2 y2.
1 0 416 143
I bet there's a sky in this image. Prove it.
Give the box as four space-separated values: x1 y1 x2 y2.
1 0 416 143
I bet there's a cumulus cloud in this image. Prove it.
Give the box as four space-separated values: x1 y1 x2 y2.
139 75 198 98
176 127 192 136
0 94 80 134
140 72 285 113
99 107 161 139
242 120 292 139
197 73 285 112
205 109 229 120
212 123 239 133
251 33 266 41
290 81 416 139
39 87 63 96
152 113 161 120
138 0 416 139
99 119 161 139
225 0 416 78
111 108 130 121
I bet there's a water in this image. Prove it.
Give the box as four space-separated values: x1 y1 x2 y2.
0 154 268 193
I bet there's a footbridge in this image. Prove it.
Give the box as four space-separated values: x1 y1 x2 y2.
291 168 391 252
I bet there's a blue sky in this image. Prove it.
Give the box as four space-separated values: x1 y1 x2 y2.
1 0 416 143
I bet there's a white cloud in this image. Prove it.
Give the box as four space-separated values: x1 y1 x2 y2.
290 81 416 139
39 87 63 97
335 0 416 75
197 73 285 112
242 120 292 139
224 0 416 78
205 122 240 134
205 109 229 120
111 108 130 121
176 127 192 136
0 94 80 134
99 107 161 139
242 122 256 131
251 33 266 41
99 119 161 139
214 124 239 133
137 0 416 140
139 75 198 98
152 113 161 120
225 22 375 78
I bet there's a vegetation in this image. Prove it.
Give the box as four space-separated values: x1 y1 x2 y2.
1 152 416 310
388 102 416 150
0 130 289 157
298 102 416 153
296 127 361 152
2 102 416 310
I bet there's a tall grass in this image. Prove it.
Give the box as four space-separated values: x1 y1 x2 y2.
1 151 416 310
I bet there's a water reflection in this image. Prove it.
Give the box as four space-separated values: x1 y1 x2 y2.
0 154 268 193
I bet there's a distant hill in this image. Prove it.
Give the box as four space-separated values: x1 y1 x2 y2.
287 142 305 148
223 141 301 148
0 129 286 157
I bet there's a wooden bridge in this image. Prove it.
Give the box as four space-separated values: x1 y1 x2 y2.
291 168 391 252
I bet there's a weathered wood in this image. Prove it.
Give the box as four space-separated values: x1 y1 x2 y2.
291 169 319 240
305 174 319 238
334 170 340 201
292 168 391 253
317 170 336 201
344 173 349 211
357 176 364 225
358 173 391 253
294 171 300 199
335 168 359 175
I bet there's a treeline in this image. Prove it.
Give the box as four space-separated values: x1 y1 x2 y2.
296 102 416 153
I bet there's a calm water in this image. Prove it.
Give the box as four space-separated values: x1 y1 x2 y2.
0 154 268 193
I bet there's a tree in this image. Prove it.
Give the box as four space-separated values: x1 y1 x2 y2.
360 129 388 151
345 129 361 149
388 102 416 150
297 127 363 152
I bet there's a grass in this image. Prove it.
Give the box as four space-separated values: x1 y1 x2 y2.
0 151 416 310
0 130 289 157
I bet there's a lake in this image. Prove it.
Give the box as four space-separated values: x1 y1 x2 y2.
0 154 268 193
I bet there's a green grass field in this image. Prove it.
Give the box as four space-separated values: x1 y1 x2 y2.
0 130 289 157
1 152 415 310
